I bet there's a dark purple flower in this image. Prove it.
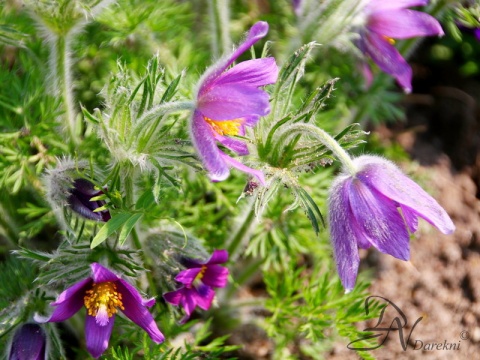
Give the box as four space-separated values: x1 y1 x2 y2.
9 323 46 360
41 263 164 358
357 0 444 92
163 250 229 323
191 21 278 184
68 179 111 222
328 155 455 292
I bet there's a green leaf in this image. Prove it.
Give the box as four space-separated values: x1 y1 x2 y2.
118 213 143 246
90 212 133 248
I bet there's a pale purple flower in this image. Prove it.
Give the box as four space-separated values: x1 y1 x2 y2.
41 263 164 358
9 323 46 360
292 0 302 16
328 155 455 292
68 179 111 222
191 21 279 184
163 250 229 323
357 0 444 92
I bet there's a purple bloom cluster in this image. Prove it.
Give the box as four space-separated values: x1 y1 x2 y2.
42 263 164 358
357 0 444 92
164 250 229 323
191 21 278 184
328 155 455 292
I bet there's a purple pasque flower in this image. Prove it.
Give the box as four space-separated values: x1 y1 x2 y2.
192 21 279 184
9 323 46 360
357 0 444 92
68 179 111 222
328 155 455 293
163 250 229 323
42 263 164 358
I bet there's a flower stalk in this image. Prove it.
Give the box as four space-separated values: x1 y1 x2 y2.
207 0 232 58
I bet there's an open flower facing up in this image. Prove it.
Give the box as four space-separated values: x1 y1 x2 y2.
191 21 279 184
328 155 455 293
357 0 444 92
68 179 111 222
40 263 164 358
163 250 229 323
8 323 47 360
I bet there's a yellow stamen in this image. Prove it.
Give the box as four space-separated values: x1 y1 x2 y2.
204 117 242 136
196 265 208 281
84 282 124 324
383 35 395 45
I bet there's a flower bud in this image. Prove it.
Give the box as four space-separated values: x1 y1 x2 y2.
8 323 46 360
68 178 111 222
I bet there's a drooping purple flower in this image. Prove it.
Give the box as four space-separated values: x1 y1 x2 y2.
328 155 455 293
8 323 46 360
163 250 229 323
68 179 111 222
40 263 164 358
357 0 444 92
191 21 279 184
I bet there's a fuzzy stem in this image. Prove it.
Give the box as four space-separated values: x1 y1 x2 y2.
52 33 79 146
208 0 232 58
286 123 357 175
226 199 258 259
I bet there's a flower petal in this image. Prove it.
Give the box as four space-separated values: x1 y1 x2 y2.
199 22 270 91
118 279 155 307
355 155 455 234
9 323 46 360
203 264 229 288
215 134 249 156
193 284 215 310
191 111 230 182
198 83 271 121
360 32 412 92
175 268 202 287
400 204 419 233
212 58 279 88
179 288 197 323
205 249 229 265
47 278 92 322
85 314 115 359
220 151 265 185
163 288 184 306
328 175 361 292
117 282 165 343
366 0 428 12
368 10 444 39
90 263 119 283
348 178 410 261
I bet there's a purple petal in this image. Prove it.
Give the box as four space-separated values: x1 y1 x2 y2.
117 282 165 343
175 267 202 287
90 263 119 283
191 111 230 182
220 151 265 185
202 264 229 288
205 249 229 265
198 83 271 120
200 22 270 91
192 284 215 310
118 279 155 307
368 10 444 39
355 155 455 235
163 288 184 306
85 314 115 359
359 61 373 89
328 175 361 292
348 179 411 261
179 288 197 323
366 0 428 12
475 28 480 41
47 278 92 322
212 58 279 88
9 324 46 360
360 32 412 92
215 134 249 155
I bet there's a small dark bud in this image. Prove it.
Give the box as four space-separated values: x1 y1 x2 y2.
68 179 111 222
9 323 46 360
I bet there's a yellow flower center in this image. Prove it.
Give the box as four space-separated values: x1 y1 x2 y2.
204 117 242 136
84 282 124 326
196 265 207 281
382 35 395 45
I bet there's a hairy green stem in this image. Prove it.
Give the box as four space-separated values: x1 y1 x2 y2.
226 200 258 259
208 0 231 58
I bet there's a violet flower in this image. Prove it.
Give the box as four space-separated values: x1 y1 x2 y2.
9 323 46 360
191 21 278 184
41 263 164 358
357 0 444 92
68 179 111 222
328 155 455 292
163 250 229 323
